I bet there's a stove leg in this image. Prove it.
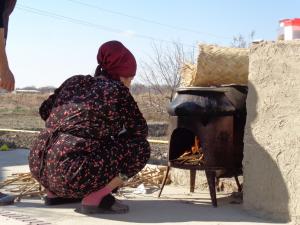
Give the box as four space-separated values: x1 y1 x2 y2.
234 176 242 192
216 178 221 192
158 166 170 198
190 169 196 193
205 170 217 207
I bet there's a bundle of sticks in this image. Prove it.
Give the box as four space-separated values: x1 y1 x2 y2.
0 172 44 201
170 136 205 166
124 166 171 188
171 151 205 166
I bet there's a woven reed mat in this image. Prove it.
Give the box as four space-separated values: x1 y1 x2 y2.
180 44 249 87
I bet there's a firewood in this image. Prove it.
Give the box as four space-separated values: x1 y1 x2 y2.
16 184 40 201
0 172 45 201
124 165 171 188
178 151 192 159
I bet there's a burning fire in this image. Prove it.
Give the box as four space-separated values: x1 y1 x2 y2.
173 136 205 165
191 136 201 154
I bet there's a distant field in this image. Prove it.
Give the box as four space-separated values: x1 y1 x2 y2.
0 92 169 131
0 93 47 130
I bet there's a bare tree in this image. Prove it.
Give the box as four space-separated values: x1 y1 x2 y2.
130 83 149 95
231 30 255 48
140 42 195 115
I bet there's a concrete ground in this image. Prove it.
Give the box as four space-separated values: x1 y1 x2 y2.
0 149 295 225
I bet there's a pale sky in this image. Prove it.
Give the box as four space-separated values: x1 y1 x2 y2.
6 0 300 88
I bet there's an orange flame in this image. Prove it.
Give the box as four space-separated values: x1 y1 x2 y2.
191 136 201 154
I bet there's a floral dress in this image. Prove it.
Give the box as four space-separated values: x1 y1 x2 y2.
29 75 150 198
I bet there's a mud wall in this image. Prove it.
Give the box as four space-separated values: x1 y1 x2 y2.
243 41 300 222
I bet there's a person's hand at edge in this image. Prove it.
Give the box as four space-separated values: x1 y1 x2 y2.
0 68 15 91
0 28 15 92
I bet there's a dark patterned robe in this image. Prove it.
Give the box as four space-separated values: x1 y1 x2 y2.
29 75 150 198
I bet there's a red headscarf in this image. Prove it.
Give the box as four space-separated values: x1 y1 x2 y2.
97 41 137 80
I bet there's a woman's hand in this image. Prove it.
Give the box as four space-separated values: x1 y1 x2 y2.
0 68 15 91
0 29 14 91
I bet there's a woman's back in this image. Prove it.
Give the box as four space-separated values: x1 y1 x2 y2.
41 75 128 140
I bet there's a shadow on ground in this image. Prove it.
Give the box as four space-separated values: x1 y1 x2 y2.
9 194 277 224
